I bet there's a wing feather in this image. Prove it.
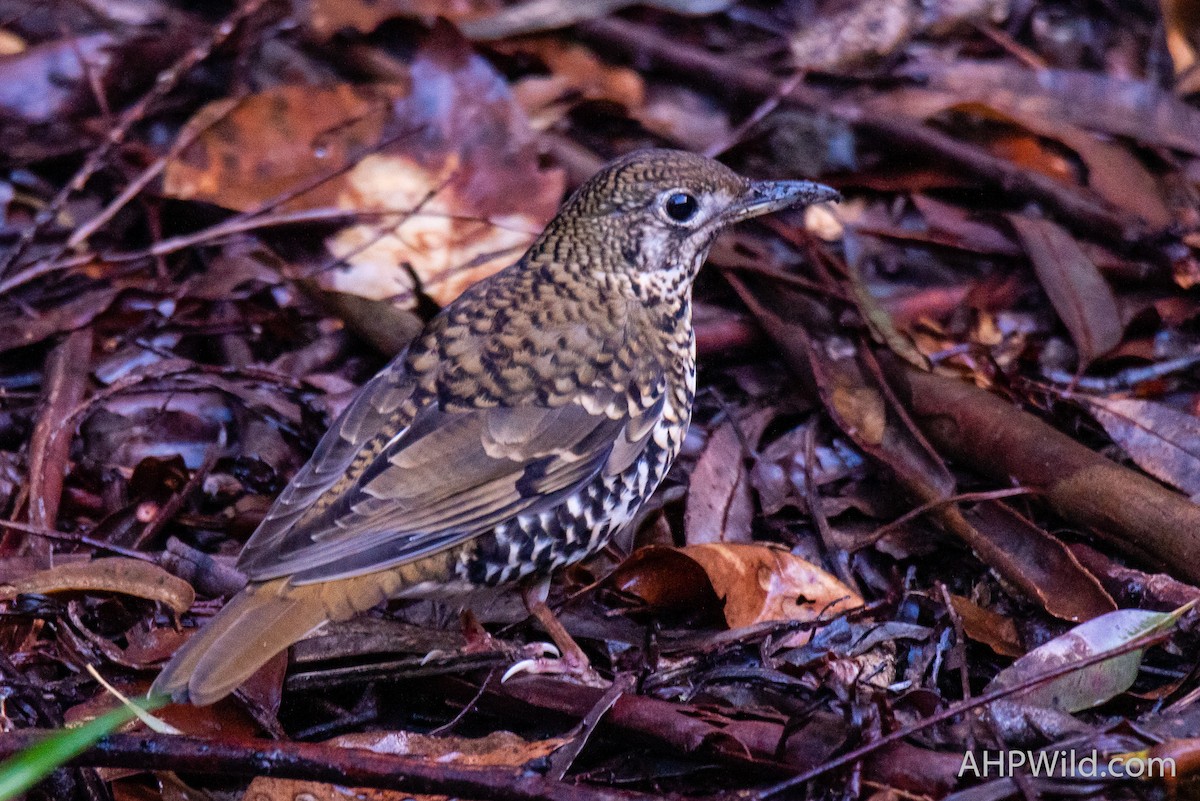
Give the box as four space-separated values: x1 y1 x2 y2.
237 360 660 586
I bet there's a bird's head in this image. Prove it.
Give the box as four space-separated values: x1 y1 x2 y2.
541 149 839 302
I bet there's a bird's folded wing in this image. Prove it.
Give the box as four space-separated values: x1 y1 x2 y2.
237 371 662 584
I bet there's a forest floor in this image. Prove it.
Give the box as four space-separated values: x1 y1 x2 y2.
2 1 1200 799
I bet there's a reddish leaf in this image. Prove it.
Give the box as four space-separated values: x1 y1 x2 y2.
1079 395 1200 499
684 410 771 545
1007 215 1123 366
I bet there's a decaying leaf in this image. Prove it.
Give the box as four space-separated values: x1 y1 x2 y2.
497 38 645 126
790 0 920 71
830 384 887 446
295 0 496 41
613 544 862 633
164 25 564 309
163 86 401 211
684 410 772 545
950 594 1023 658
958 501 1116 623
987 604 1190 713
1161 0 1199 74
1007 215 1123 366
750 423 865 516
1077 395 1200 500
0 557 195 615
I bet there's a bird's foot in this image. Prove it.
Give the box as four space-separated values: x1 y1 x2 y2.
501 649 609 687
505 581 609 686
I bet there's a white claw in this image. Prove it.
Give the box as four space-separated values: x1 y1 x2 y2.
502 658 540 683
421 649 451 665
529 641 561 659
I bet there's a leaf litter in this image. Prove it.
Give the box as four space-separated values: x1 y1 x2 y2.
0 0 1199 799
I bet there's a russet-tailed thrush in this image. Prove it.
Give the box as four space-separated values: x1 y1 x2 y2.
152 149 839 704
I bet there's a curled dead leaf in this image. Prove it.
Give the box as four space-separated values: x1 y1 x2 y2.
0 557 195 615
949 594 1023 658
613 544 862 635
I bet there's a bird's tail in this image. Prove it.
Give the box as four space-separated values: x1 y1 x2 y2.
150 578 330 706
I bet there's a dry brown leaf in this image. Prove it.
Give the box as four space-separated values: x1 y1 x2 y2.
1007 215 1123 366
1078 395 1200 500
683 544 863 630
164 25 564 309
830 385 887 446
957 499 1115 622
684 410 772 545
295 0 498 41
0 557 195 615
498 38 645 125
1162 0 1200 73
67 679 262 739
614 544 862 633
790 0 920 71
949 594 1023 657
919 100 1173 228
335 730 567 764
790 0 1007 70
635 85 732 153
164 86 401 211
0 28 25 55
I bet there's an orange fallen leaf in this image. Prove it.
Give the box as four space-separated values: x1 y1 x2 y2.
613 544 862 635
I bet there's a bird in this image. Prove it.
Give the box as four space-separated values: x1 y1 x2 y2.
151 148 839 705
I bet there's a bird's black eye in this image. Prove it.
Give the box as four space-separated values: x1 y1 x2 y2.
663 192 699 223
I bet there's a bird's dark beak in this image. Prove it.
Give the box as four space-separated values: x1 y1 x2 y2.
723 179 841 223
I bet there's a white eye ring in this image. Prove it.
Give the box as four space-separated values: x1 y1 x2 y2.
659 190 701 225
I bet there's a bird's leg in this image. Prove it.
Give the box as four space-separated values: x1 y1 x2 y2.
501 578 608 686
523 578 588 666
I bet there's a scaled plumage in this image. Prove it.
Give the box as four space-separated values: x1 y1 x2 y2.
152 149 838 704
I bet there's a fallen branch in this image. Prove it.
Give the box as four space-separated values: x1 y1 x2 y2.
0 731 678 801
894 367 1200 584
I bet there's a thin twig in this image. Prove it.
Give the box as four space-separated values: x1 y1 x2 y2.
747 628 1174 799
546 673 632 781
853 487 1036 551
936 582 974 752
65 94 249 249
0 520 155 561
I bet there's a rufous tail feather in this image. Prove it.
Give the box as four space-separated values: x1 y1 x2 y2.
150 579 329 706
